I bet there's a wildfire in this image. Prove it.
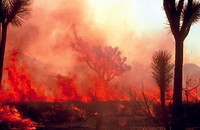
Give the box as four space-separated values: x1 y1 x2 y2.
1 50 44 102
1 49 198 104
0 49 132 102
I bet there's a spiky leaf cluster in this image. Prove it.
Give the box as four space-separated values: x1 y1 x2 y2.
0 0 31 26
151 50 174 91
164 0 200 40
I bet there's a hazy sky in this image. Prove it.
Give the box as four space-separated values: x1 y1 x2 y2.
89 0 200 65
6 0 200 74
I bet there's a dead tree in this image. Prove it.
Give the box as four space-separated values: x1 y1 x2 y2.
183 76 200 104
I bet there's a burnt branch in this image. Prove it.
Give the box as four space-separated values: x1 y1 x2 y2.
130 84 157 124
183 76 200 103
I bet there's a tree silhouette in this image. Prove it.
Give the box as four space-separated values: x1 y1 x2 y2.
151 50 173 130
0 0 31 86
163 1 200 129
72 26 131 85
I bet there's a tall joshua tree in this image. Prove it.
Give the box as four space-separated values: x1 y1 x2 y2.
0 0 31 86
163 0 200 129
152 50 173 130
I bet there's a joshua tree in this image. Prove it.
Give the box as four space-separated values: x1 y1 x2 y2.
71 26 131 84
151 50 173 130
0 0 31 86
163 0 200 129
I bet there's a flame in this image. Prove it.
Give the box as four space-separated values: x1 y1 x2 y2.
2 51 38 102
0 50 132 102
1 49 198 104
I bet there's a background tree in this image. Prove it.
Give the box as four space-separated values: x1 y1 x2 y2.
0 0 31 86
71 26 131 85
151 50 173 130
163 1 200 129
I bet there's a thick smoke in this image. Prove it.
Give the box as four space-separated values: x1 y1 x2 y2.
4 0 175 90
5 0 105 74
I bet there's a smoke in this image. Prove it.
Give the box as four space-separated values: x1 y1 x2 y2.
5 0 104 75
4 0 176 89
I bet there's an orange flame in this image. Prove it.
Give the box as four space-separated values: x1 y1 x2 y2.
0 50 132 102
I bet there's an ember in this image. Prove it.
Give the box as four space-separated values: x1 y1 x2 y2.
0 104 38 129
69 104 87 121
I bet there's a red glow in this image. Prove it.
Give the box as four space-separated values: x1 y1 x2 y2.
1 50 39 102
0 50 133 102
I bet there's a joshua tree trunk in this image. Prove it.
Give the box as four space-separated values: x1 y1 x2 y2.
161 89 170 130
0 22 8 86
172 39 184 130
